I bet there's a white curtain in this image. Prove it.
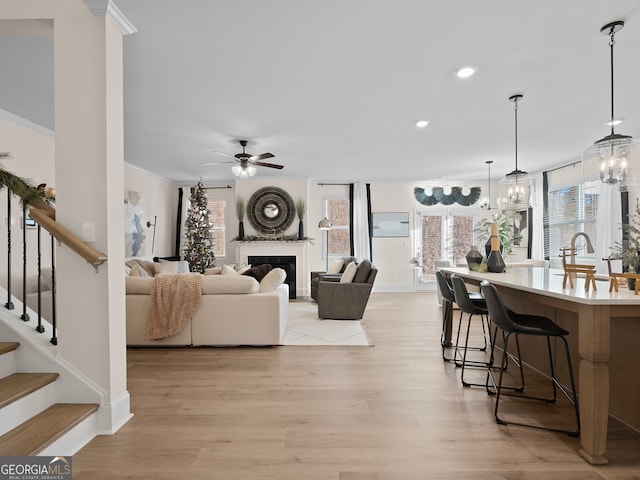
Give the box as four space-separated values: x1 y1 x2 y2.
595 184 622 274
530 171 545 261
352 182 371 261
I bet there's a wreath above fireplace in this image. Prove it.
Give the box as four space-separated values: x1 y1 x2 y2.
247 186 296 234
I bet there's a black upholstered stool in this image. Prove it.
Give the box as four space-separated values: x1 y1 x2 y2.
480 281 580 436
450 274 492 387
435 271 485 363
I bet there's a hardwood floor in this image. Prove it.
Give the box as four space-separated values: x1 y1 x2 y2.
73 292 640 479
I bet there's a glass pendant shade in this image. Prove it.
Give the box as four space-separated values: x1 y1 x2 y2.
232 164 257 178
582 136 640 191
582 20 638 191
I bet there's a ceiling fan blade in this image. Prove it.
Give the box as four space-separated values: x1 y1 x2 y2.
249 152 275 161
212 150 233 158
253 161 284 170
202 160 235 166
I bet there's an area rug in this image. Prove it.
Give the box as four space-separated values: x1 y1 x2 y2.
281 300 373 346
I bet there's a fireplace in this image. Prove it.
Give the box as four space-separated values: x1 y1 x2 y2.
248 255 296 299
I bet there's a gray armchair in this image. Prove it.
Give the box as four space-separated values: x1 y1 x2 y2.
317 261 377 320
310 256 357 301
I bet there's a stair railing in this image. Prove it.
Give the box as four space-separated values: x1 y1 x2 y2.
2 181 107 345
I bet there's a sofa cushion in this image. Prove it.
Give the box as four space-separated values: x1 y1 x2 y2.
353 260 372 283
201 274 259 294
205 266 223 275
242 264 272 282
154 260 190 275
259 268 286 293
340 262 358 283
126 276 154 294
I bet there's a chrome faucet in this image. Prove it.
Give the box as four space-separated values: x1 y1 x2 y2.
569 232 595 264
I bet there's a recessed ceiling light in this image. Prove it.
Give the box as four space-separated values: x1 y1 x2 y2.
415 120 430 128
605 119 622 126
455 66 477 78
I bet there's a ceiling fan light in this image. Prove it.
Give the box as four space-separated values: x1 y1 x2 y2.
247 165 257 177
231 165 243 177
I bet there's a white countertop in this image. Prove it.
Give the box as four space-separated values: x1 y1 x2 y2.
441 267 640 306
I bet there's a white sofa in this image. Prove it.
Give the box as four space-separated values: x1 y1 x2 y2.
125 272 289 347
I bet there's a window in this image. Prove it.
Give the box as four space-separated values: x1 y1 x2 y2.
325 198 350 260
207 198 226 257
547 184 598 264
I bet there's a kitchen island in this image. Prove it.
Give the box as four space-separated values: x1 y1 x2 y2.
442 266 640 465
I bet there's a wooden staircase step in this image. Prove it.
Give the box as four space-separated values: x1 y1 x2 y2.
0 373 59 409
0 342 20 356
0 403 99 456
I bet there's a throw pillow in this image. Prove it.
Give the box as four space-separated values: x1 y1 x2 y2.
353 260 372 283
326 259 343 274
154 260 190 275
125 259 155 277
236 265 251 275
129 265 141 276
259 267 287 293
340 262 357 283
205 266 223 275
221 264 237 275
242 263 273 282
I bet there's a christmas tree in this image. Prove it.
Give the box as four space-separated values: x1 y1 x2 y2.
183 180 217 273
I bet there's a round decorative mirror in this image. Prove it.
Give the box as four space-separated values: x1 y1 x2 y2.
247 186 296 233
263 203 279 219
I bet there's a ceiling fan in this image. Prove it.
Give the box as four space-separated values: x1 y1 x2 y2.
204 140 284 177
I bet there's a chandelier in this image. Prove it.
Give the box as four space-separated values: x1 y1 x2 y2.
583 21 639 190
500 94 531 209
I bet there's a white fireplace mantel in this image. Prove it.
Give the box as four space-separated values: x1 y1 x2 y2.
236 241 309 298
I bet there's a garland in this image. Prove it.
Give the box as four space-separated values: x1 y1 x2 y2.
233 234 314 244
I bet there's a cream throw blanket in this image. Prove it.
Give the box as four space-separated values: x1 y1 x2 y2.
145 273 202 340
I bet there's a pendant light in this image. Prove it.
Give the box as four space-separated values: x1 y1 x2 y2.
479 160 493 210
500 94 531 209
582 21 639 190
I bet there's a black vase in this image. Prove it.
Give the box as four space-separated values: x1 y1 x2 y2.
298 220 304 240
465 246 483 269
486 249 506 273
238 220 245 240
484 236 504 258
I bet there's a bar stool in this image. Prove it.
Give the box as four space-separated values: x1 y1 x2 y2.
435 271 486 363
450 275 492 387
480 281 580 436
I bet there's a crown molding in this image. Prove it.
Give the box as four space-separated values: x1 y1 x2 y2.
84 0 137 35
0 109 54 138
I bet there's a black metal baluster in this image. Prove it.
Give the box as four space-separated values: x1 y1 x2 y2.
21 204 30 321
5 189 14 310
35 224 44 333
50 234 57 345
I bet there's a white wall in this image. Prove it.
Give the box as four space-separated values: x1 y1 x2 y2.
0 112 55 289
